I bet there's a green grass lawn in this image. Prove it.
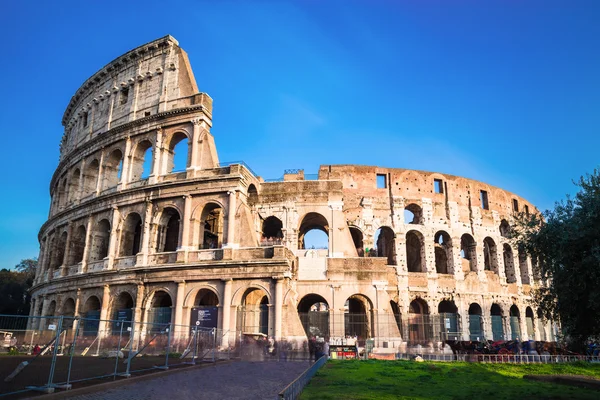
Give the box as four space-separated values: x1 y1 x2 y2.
300 360 600 400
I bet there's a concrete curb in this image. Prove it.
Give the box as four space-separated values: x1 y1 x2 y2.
28 360 232 399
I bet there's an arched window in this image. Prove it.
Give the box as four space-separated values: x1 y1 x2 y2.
525 307 535 338
438 300 459 340
499 219 511 238
82 296 101 336
404 204 424 224
247 184 258 206
503 244 516 283
239 288 270 335
298 294 330 338
468 303 483 341
199 203 223 249
130 140 154 181
345 294 373 341
434 231 452 274
491 304 504 340
166 132 189 173
261 216 283 245
510 305 521 340
156 207 181 252
82 159 100 196
298 212 329 250
102 149 123 190
69 225 86 265
90 219 111 261
58 179 68 209
52 231 68 273
191 289 220 328
406 230 424 272
460 234 477 272
519 249 530 284
373 226 395 265
120 213 142 256
408 299 431 342
349 226 364 257
483 237 498 272
112 292 134 333
148 291 173 331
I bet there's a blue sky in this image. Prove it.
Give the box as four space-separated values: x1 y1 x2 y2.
0 0 599 268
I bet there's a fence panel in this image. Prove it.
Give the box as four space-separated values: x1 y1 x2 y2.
126 320 170 373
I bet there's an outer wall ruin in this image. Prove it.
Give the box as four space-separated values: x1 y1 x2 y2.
30 36 556 349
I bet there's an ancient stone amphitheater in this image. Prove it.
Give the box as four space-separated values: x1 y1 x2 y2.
30 35 555 349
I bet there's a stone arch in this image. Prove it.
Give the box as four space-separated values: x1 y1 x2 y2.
349 226 364 257
130 139 154 181
231 283 272 306
408 298 431 342
298 212 329 250
46 300 57 317
261 216 283 244
499 219 511 238
147 290 173 329
510 304 521 340
239 287 270 335
525 306 535 338
155 207 181 252
69 224 87 265
375 226 396 265
68 168 80 204
102 148 123 190
89 219 110 262
184 284 222 308
503 244 517 283
483 237 498 273
165 130 190 173
434 230 453 274
438 300 459 340
468 303 483 340
518 248 530 284
406 230 425 272
198 202 224 249
82 158 99 197
51 231 68 274
537 308 547 341
60 297 76 317
404 203 424 224
82 295 101 335
491 303 505 340
344 294 374 341
58 179 68 209
298 293 329 338
119 212 143 256
247 184 258 206
111 291 134 333
460 234 477 272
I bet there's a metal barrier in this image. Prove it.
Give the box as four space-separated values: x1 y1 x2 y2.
394 353 600 363
278 356 327 400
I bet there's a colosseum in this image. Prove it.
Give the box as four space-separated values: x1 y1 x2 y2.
30 35 555 350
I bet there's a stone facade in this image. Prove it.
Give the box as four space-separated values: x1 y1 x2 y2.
30 36 555 347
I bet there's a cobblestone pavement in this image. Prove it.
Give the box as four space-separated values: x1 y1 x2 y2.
66 361 312 400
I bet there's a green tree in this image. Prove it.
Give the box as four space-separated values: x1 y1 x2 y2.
0 258 38 315
512 169 600 350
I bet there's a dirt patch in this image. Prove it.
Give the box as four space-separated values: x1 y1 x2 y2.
524 374 600 391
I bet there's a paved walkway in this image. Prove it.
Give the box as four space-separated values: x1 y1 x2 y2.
67 361 311 400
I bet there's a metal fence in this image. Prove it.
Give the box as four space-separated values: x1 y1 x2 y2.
395 353 600 363
277 355 327 400
0 314 232 398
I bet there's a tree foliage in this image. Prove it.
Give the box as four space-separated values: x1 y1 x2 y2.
511 170 600 348
0 258 37 315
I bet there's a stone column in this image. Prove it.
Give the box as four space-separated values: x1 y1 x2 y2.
106 207 120 270
39 296 49 330
95 149 105 195
81 216 93 273
173 281 186 338
139 201 153 266
188 118 202 171
177 195 192 263
119 136 132 190
520 314 528 341
72 289 82 336
27 297 37 331
61 222 74 277
148 128 163 185
274 277 284 340
77 158 86 202
99 285 111 337
133 283 145 348
221 279 232 347
225 190 237 248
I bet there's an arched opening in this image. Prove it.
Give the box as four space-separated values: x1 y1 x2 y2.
510 305 521 340
238 288 269 335
519 249 530 284
499 219 510 238
61 298 76 318
434 231 452 274
460 234 477 272
374 226 396 265
147 291 173 331
408 298 431 342
503 244 516 283
298 294 329 339
483 237 498 273
406 230 424 272
156 207 181 252
82 159 99 197
261 216 283 245
112 292 134 334
82 296 101 336
491 304 504 340
102 149 123 190
68 169 80 204
298 212 329 250
69 225 86 265
468 303 483 341
344 295 373 343
166 132 189 173
526 307 534 338
349 226 364 257
130 140 154 181
199 203 223 249
51 231 68 274
247 184 258 206
390 301 402 337
438 300 459 340
537 309 547 341
89 219 110 262
58 180 68 209
191 289 219 329
119 213 142 256
404 204 423 224
46 300 56 317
